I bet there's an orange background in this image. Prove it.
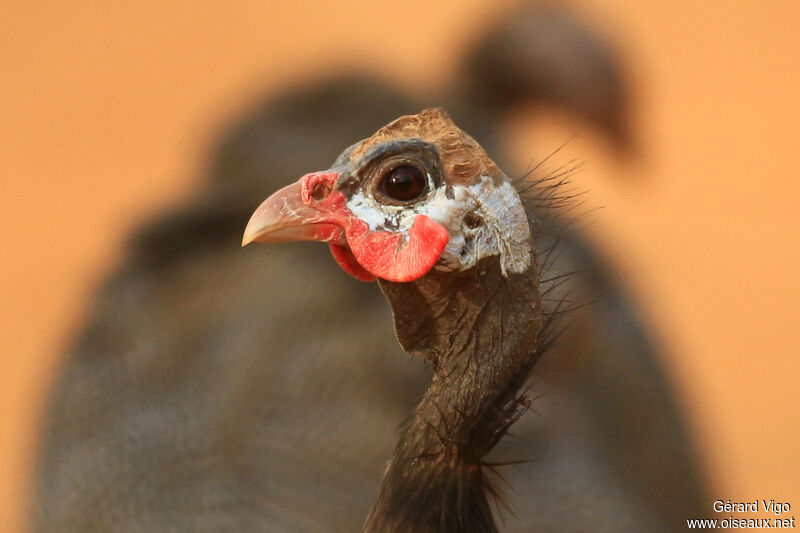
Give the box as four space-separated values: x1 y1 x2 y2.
2 1 798 531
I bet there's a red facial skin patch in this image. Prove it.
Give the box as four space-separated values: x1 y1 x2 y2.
329 244 378 282
298 171 450 283
342 215 449 283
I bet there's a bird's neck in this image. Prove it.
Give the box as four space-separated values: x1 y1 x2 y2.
365 256 541 533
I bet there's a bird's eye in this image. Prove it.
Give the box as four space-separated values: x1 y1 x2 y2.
379 165 427 202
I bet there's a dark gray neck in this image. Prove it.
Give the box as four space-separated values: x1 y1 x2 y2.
364 256 541 533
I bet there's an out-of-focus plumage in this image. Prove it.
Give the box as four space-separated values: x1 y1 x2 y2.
32 5 705 532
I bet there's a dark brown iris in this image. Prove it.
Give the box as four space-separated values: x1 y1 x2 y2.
380 165 426 202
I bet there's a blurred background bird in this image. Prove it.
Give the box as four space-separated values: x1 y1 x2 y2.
28 5 709 532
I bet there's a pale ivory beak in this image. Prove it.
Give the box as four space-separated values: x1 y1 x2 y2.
242 181 344 246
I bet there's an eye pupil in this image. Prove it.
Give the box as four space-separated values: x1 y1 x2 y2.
382 165 426 201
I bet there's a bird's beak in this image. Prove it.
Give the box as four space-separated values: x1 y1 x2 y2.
241 175 345 246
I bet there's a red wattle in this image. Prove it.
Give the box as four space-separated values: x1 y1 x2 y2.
344 215 450 283
329 244 378 282
300 181 449 283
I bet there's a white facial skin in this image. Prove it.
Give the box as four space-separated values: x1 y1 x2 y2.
346 175 532 276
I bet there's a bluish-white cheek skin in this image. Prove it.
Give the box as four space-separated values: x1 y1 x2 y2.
345 177 531 276
344 170 438 231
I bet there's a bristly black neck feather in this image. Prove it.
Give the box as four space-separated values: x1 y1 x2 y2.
365 256 541 533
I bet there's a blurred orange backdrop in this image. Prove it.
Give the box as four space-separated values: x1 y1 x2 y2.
2 1 798 532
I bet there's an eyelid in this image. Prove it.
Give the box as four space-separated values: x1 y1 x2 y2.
353 142 442 205
372 162 429 205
